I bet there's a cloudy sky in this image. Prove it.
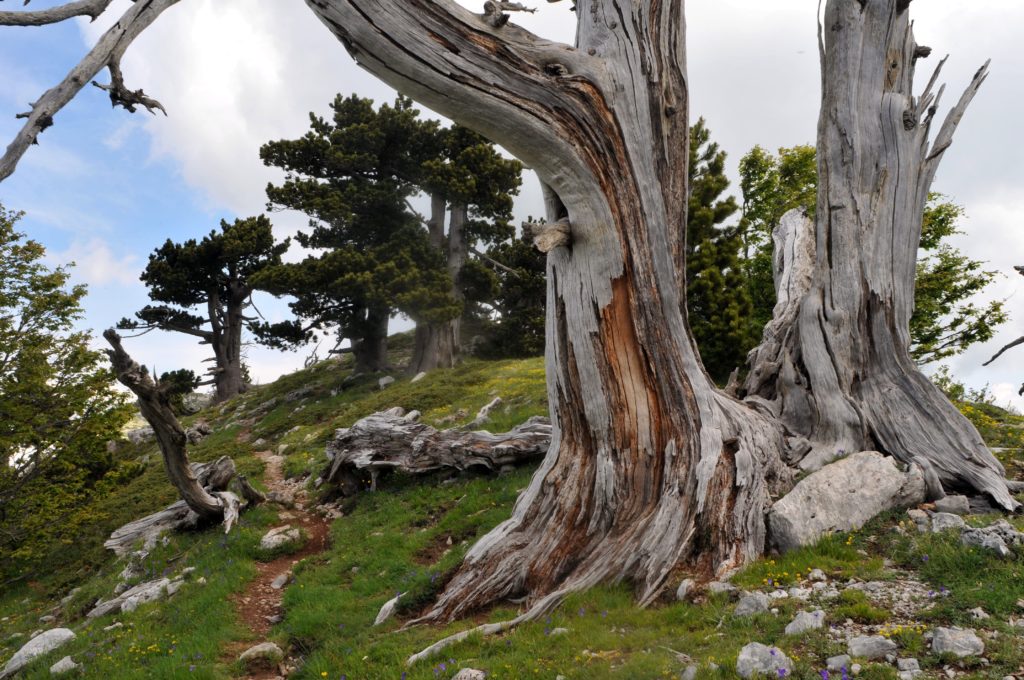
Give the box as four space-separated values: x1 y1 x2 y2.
1 0 1022 408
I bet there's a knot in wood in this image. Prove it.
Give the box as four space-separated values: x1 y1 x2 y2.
544 62 569 77
902 108 917 130
527 218 571 253
913 45 933 61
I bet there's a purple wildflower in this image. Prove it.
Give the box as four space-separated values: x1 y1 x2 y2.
777 669 788 678
820 671 829 680
189 665 196 672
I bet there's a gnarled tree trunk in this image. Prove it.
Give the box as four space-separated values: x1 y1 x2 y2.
350 305 390 374
308 0 792 625
410 199 467 374
742 0 1018 511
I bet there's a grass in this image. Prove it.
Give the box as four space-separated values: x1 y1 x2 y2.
1 345 1023 678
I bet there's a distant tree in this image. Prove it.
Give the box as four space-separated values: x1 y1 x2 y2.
158 368 201 415
411 125 522 372
684 118 754 382
0 204 130 575
119 215 287 402
738 145 1004 364
477 229 547 359
256 95 519 374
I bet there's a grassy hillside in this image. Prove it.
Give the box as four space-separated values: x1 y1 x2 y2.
1 345 1022 679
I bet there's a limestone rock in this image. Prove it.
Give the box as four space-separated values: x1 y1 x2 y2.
676 578 694 602
932 627 984 658
452 671 487 680
378 376 395 390
808 568 827 582
708 581 738 597
736 643 793 679
88 578 176 618
768 451 926 551
238 642 284 667
848 635 898 660
898 658 920 671
735 592 771 617
827 654 852 672
785 610 825 635
411 372 428 383
934 495 971 515
49 656 80 675
259 526 302 551
1 629 76 678
270 573 291 590
931 512 967 533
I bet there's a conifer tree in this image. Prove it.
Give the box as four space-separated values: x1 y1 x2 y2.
684 118 754 382
119 215 287 401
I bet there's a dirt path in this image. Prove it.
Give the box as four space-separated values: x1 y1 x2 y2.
227 450 333 679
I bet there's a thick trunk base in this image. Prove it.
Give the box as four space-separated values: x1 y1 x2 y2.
408 320 460 375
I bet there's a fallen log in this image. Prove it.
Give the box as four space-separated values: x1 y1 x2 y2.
322 407 551 495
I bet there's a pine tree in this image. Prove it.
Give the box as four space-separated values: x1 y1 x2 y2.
685 118 754 383
119 215 287 401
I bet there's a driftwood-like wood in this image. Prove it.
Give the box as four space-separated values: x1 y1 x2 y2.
322 408 551 494
0 0 179 182
104 329 236 524
103 457 237 556
743 1 1018 510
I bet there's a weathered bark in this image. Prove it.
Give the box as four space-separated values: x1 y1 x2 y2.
322 407 551 495
103 456 238 556
208 281 249 402
743 0 1017 511
104 329 240 526
410 199 467 373
350 305 390 374
306 0 792 633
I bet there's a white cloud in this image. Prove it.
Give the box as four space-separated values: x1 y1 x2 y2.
46 237 141 287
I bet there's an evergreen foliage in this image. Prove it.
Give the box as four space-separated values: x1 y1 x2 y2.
685 118 755 382
119 215 287 400
478 229 547 358
0 204 131 581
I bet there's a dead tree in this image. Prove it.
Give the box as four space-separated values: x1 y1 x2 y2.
103 329 252 530
742 1 1017 511
2 0 1017 657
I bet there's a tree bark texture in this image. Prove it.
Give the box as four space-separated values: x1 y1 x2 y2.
741 0 1017 511
351 305 390 373
307 0 792 624
410 199 467 373
209 282 249 402
321 407 551 495
104 329 240 525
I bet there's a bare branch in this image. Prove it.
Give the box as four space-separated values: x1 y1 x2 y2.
0 0 181 183
0 0 114 26
983 335 1024 367
92 60 167 115
922 60 990 171
470 246 519 275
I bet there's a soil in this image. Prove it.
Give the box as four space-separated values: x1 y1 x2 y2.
226 450 333 680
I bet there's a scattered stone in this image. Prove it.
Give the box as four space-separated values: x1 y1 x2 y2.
102 623 122 632
707 581 738 597
931 512 967 533
899 672 923 680
788 586 812 600
826 655 852 672
961 529 1012 558
374 592 403 626
681 666 698 680
264 614 283 625
259 525 302 551
848 635 898 660
452 671 487 680
808 568 827 582
238 642 284 668
736 643 793 679
897 658 921 671
411 371 428 383
49 655 80 675
676 578 695 601
270 573 291 590
769 589 789 600
38 615 56 624
57 588 80 607
969 607 990 621
378 376 395 390
932 627 984 658
768 451 926 551
934 495 971 515
125 426 154 445
549 627 570 636
180 567 196 577
735 592 771 616
1 629 76 678
785 610 825 635
166 580 183 596
252 437 267 448
196 577 207 585
851 664 862 676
